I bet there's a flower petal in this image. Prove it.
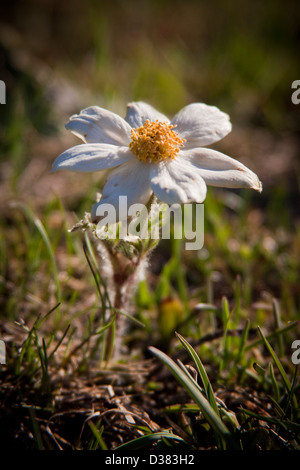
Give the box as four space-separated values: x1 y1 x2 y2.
91 159 152 222
171 103 232 147
51 144 134 173
65 106 132 145
125 101 170 128
150 158 207 205
181 148 262 192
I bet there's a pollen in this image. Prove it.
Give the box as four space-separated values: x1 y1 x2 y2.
129 120 185 164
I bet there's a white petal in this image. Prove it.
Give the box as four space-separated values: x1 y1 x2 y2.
51 144 133 173
125 101 170 128
65 106 132 145
150 158 207 205
91 159 152 222
171 103 232 147
181 148 262 192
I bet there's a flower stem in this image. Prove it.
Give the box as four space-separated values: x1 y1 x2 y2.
100 194 158 363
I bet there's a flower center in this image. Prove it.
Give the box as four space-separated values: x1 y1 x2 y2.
129 120 185 164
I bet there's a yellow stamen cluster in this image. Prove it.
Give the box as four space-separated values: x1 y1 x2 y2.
129 120 185 164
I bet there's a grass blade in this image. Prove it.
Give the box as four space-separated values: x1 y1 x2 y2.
13 202 61 303
219 296 231 372
114 431 186 450
269 362 280 402
149 346 231 448
29 407 44 450
235 319 250 365
245 322 297 351
272 298 284 356
258 326 291 392
83 238 106 307
88 421 108 450
258 326 297 408
175 332 220 417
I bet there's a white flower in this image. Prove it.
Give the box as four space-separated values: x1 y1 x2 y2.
52 101 262 221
